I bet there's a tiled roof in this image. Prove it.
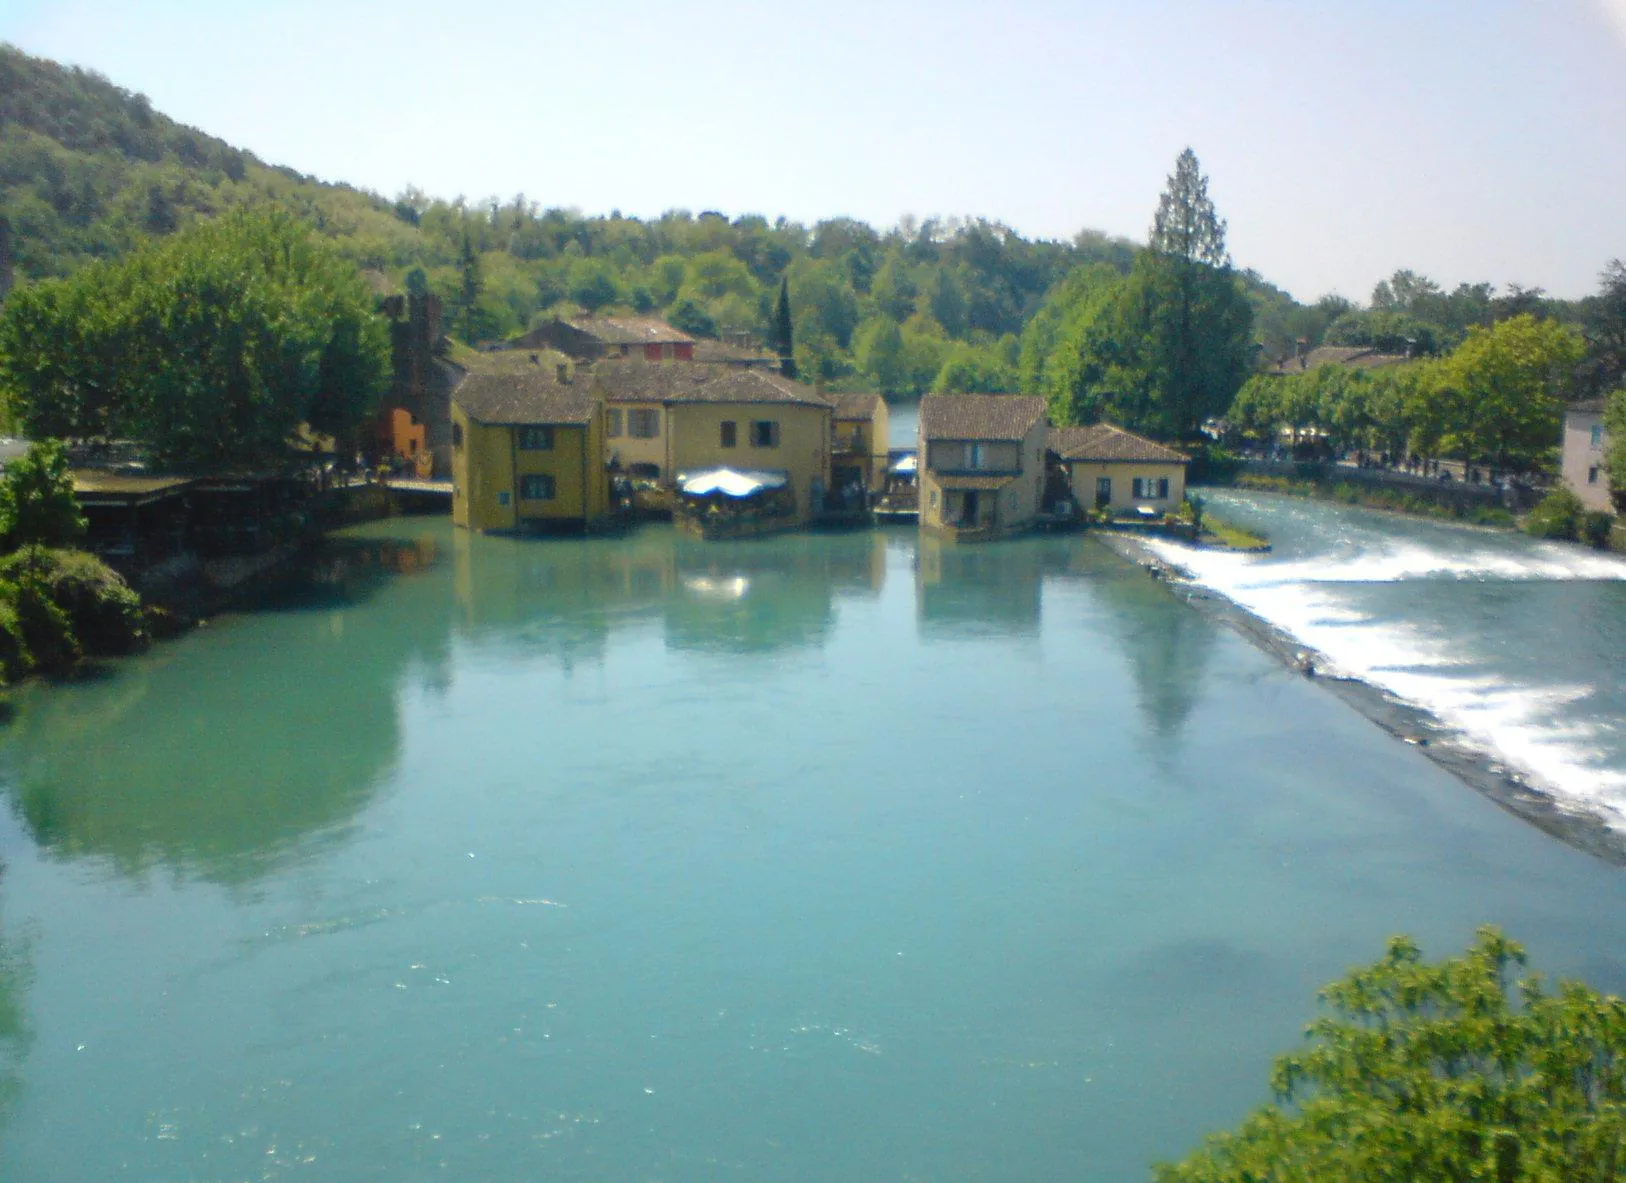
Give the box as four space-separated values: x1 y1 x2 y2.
592 361 833 409
453 369 600 426
833 392 884 421
935 473 1018 492
691 340 781 365
1568 397 1607 415
564 316 694 345
1049 424 1188 464
1267 345 1410 375
918 394 1046 442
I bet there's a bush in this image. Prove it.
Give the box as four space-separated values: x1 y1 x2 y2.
1524 486 1584 540
9 571 79 672
0 548 146 679
38 549 144 653
1581 510 1616 549
0 592 31 683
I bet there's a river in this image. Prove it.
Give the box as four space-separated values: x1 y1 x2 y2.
0 512 1624 1181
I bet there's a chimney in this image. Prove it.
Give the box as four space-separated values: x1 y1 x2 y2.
557 362 571 384
529 353 540 365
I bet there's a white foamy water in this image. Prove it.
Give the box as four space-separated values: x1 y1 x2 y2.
1146 502 1626 827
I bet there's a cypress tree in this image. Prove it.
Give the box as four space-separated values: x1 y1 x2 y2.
772 277 796 378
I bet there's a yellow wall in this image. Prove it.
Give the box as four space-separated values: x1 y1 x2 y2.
1065 461 1186 513
606 402 666 478
451 404 608 532
920 419 1048 537
667 402 832 522
833 400 891 491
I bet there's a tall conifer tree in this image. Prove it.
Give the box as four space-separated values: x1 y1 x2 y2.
772 277 796 378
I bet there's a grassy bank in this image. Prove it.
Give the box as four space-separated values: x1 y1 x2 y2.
1232 473 1515 527
1199 513 1270 551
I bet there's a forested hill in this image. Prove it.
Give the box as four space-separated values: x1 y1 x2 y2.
0 44 418 278
0 43 1158 392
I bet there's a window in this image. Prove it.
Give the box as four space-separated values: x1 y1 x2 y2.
518 426 554 450
1133 477 1171 499
750 420 779 448
929 490 939 508
629 409 661 438
452 422 464 450
1589 466 1600 485
1593 425 1605 448
496 491 511 507
720 420 737 447
606 409 623 439
521 474 556 501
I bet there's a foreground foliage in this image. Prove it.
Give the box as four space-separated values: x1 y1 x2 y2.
1156 928 1626 1183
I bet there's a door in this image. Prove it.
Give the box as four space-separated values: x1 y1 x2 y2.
1095 477 1112 509
962 491 979 524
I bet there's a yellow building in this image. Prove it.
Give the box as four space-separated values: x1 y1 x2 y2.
596 361 834 525
918 394 1049 540
1049 424 1188 514
831 392 890 501
450 362 610 533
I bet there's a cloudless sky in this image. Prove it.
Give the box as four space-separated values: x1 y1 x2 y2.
4 0 1624 302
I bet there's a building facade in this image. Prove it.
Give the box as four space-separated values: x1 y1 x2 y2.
596 362 834 525
1561 398 1614 514
918 395 1048 540
1049 424 1189 514
831 392 890 502
450 365 610 533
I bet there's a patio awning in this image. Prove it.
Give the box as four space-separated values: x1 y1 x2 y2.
676 467 789 498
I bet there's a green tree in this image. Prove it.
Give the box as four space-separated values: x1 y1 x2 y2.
0 439 84 549
1138 148 1255 437
666 298 715 339
456 229 482 339
0 210 388 472
870 254 917 322
1604 388 1626 512
1157 927 1626 1183
771 276 794 369
1582 260 1626 395
854 317 907 394
1417 314 1584 475
1150 148 1230 269
924 267 969 336
933 342 1017 393
567 258 620 313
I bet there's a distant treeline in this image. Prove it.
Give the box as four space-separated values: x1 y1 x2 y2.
2 41 1623 464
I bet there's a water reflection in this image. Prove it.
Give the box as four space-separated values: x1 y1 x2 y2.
0 535 450 884
1089 558 1216 743
453 527 889 658
915 535 1051 638
0 900 28 1121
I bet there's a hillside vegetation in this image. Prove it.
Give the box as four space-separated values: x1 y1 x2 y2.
3 41 1620 457
0 42 1244 398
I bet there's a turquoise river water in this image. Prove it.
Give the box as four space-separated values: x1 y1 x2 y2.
0 497 1624 1181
